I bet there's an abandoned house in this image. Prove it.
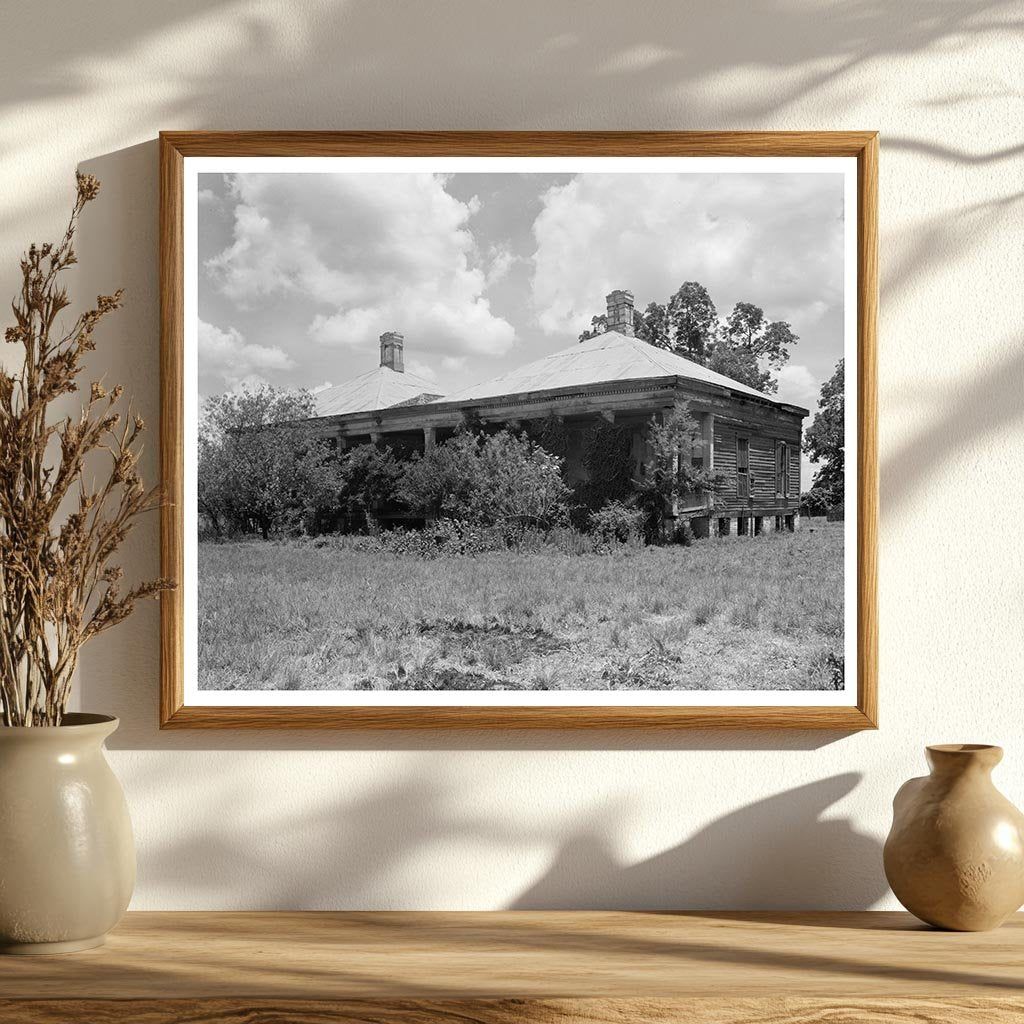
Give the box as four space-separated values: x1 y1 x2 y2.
302 289 808 538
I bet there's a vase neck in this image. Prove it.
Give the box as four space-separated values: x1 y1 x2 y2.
926 743 1002 780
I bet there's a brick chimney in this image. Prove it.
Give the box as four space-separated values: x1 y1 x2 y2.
605 289 635 337
379 331 404 372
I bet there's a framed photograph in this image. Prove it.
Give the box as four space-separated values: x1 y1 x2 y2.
160 131 877 729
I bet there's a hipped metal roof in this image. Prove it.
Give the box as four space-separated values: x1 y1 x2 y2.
313 331 804 419
313 365 442 417
441 331 783 405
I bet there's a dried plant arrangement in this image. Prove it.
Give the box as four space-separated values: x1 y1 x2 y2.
0 174 173 726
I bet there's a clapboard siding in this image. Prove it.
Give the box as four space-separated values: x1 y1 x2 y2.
789 445 801 497
714 422 739 506
713 419 802 514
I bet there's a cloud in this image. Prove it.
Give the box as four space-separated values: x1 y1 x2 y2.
530 172 844 340
405 359 438 382
776 363 820 410
484 243 517 287
198 319 293 392
206 173 515 359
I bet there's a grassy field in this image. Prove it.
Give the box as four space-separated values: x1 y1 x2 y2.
198 523 844 692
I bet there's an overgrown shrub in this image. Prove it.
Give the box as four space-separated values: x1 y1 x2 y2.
672 519 695 547
400 429 571 529
378 518 504 558
338 443 405 534
800 484 836 518
589 500 646 544
371 519 650 559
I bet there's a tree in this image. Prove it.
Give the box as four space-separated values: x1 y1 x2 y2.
707 341 777 394
578 314 607 342
577 287 798 392
635 405 718 541
725 304 799 371
761 320 799 368
669 282 718 362
197 385 340 538
197 436 233 537
200 384 316 440
803 360 845 499
225 428 338 539
725 301 766 352
639 301 672 349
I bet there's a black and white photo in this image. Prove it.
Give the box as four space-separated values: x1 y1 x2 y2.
159 135 876 726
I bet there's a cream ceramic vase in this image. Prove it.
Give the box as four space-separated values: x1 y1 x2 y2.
0 713 134 953
884 744 1024 931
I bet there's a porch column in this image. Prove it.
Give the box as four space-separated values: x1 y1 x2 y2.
423 426 436 451
701 413 715 470
663 407 679 527
701 412 715 510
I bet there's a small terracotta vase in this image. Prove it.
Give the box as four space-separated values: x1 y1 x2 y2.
884 744 1024 931
0 714 135 953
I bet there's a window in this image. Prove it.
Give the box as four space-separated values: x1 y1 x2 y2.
737 437 750 497
776 441 790 496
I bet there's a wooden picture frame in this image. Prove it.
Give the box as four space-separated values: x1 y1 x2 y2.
160 131 877 730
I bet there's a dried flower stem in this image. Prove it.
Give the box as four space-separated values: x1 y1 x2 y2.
0 174 173 726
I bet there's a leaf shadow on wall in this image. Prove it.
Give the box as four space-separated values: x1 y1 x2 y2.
882 339 1024 515
0 0 1019 240
3 1 1018 132
510 774 887 911
131 762 886 912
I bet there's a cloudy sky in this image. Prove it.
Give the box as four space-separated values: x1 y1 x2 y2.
197 169 846 486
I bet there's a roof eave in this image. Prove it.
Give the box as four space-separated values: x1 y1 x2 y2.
317 374 805 420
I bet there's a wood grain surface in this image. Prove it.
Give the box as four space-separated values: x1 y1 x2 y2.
159 130 879 157
159 130 879 730
4 997 1024 1024
1 911 1021 996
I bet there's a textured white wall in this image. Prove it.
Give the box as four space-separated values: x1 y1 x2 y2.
1 1 1021 910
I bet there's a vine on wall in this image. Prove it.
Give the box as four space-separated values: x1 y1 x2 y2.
526 414 637 522
578 420 635 511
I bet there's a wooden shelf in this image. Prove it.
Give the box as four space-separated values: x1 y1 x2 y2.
1 911 1022 1022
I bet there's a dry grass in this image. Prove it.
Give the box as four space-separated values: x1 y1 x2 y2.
198 523 844 692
